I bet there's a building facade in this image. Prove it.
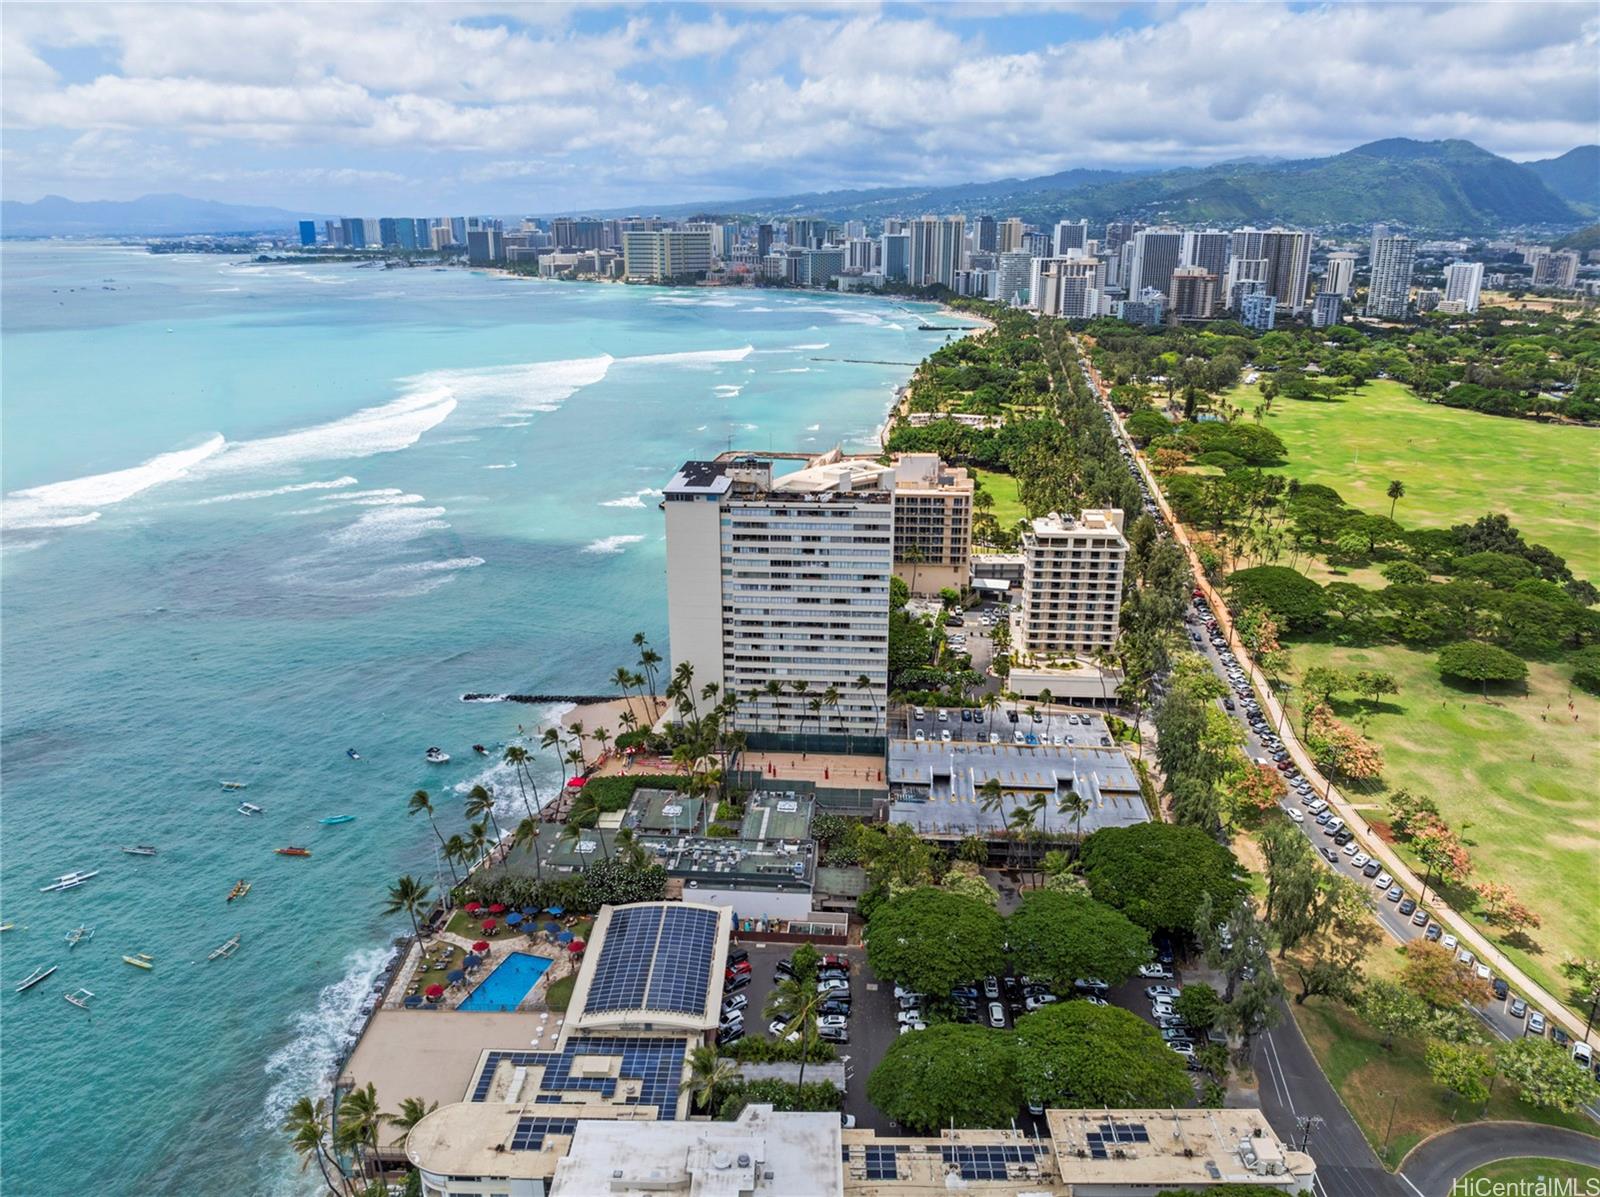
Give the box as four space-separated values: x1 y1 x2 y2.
622 229 713 282
1311 290 1343 328
1443 261 1484 312
1015 509 1127 658
890 453 972 596
1324 251 1357 297
1169 266 1219 320
1365 229 1417 318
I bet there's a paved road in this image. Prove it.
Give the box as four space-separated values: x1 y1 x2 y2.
1398 1124 1600 1197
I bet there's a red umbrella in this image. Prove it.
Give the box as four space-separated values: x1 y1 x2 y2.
566 776 586 788
472 940 491 953
488 903 507 914
464 902 482 913
482 919 497 932
425 984 444 998
567 939 586 954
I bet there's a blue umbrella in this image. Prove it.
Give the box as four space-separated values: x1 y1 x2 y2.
546 906 565 916
463 953 482 970
505 912 524 926
402 995 422 1008
544 921 561 934
557 931 574 944
447 969 465 983
520 907 539 919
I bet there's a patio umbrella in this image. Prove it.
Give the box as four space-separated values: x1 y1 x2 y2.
482 919 498 932
446 969 464 983
505 912 524 926
472 940 491 953
546 906 565 916
464 901 482 914
489 903 507 914
520 907 539 918
543 921 561 934
556 931 574 944
567 939 586 954
463 953 482 969
565 776 586 788
402 995 422 1008
425 984 444 999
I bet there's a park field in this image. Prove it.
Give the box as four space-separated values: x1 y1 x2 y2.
1232 379 1600 580
971 467 1027 529
1285 640 1600 1001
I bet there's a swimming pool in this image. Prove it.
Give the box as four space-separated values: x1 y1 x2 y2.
456 952 553 1012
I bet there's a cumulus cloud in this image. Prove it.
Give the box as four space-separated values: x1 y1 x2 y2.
1 1 1595 210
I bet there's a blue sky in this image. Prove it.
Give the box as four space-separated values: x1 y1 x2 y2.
3 2 1596 215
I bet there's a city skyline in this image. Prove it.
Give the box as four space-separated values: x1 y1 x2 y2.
3 2 1597 214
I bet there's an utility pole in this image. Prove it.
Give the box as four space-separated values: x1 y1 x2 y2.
1294 1114 1324 1153
1380 1091 1400 1154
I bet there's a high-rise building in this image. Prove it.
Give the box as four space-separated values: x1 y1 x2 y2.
1103 222 1141 254
1033 257 1104 318
1015 510 1127 658
891 454 973 596
795 248 844 288
1225 258 1268 307
622 229 712 281
880 233 910 282
994 251 1033 306
340 217 366 249
1181 230 1231 286
1259 228 1312 314
1530 250 1579 290
551 218 605 251
323 219 342 247
909 216 965 289
786 218 827 250
1365 228 1417 318
1311 291 1343 329
298 220 317 248
1114 289 1166 327
844 238 876 273
998 218 1025 254
663 455 890 742
1169 266 1219 321
1240 291 1276 331
1442 261 1484 313
756 224 774 259
1127 229 1184 298
466 228 504 265
976 215 998 253
450 216 467 246
1053 220 1088 256
362 218 382 248
1323 252 1357 298
378 217 401 248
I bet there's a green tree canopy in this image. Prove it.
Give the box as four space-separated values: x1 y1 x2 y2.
865 1025 1022 1131
1078 822 1248 935
1012 1002 1192 1108
1497 1038 1600 1112
864 886 1006 994
1437 641 1528 692
1007 891 1152 990
1224 566 1327 631
1173 983 1224 1032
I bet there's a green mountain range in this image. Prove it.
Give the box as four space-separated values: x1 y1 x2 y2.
1523 146 1600 214
653 139 1585 234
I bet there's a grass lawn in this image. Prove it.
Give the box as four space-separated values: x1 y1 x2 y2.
1462 1159 1600 1188
1291 992 1595 1169
1232 379 1600 579
1283 640 1600 1001
972 468 1026 529
544 974 575 1012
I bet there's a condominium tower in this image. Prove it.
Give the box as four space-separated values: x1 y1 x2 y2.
1442 261 1484 313
1014 510 1128 658
910 216 966 289
890 454 973 596
1365 229 1417 319
1323 252 1357 298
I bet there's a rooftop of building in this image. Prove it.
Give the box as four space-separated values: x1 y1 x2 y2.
1043 1108 1316 1188
566 901 731 1034
739 790 814 841
1024 508 1127 542
841 1124 1056 1193
626 788 706 836
637 834 816 892
666 460 732 496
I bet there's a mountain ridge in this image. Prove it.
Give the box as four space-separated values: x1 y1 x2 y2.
1 193 318 237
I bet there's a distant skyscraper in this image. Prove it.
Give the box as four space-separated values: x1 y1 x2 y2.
880 233 910 282
756 224 774 258
298 220 317 248
1182 230 1231 280
995 251 1032 306
997 218 1024 254
1311 291 1343 328
340 217 366 249
786 218 826 250
1530 250 1579 289
1240 292 1276 331
1053 220 1088 256
1365 228 1417 318
1324 252 1357 298
1103 222 1140 253
450 217 467 245
1259 229 1312 314
466 228 504 265
378 217 401 248
1169 266 1219 320
976 215 997 253
1442 261 1484 313
910 216 965 289
1128 229 1184 298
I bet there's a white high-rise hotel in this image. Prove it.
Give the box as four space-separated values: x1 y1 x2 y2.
1015 510 1129 658
664 455 891 741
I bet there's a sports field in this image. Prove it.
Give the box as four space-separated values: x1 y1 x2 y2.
1235 380 1600 579
1285 640 1600 999
972 467 1027 529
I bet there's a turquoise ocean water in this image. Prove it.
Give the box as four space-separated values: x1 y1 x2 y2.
0 242 969 1194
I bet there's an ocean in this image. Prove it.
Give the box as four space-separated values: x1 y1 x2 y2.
0 242 972 1194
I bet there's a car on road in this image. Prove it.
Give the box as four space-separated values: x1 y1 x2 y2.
1145 985 1182 1000
1374 872 1393 889
988 1001 1008 1027
1509 997 1527 1019
1320 846 1340 864
894 984 919 999
1075 978 1110 994
1528 1011 1547 1036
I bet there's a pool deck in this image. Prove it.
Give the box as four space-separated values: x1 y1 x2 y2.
386 926 576 1013
340 1008 558 1113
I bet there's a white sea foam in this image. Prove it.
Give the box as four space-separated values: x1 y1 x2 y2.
601 488 662 509
3 435 226 530
325 505 449 549
620 346 754 367
806 423 822 431
344 493 426 507
582 534 645 555
200 389 456 477
193 476 359 505
775 367 812 374
395 355 612 427
712 384 745 398
791 342 829 350
483 462 518 470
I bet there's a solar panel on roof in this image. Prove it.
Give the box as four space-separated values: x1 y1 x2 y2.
863 1145 902 1180
585 905 664 1013
644 906 719 1015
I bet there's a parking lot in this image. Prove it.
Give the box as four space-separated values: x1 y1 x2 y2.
895 704 1114 748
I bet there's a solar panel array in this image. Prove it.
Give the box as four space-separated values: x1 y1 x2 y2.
942 1145 1037 1180
469 1037 688 1119
510 1117 578 1151
1086 1120 1150 1159
863 1145 904 1180
585 905 719 1018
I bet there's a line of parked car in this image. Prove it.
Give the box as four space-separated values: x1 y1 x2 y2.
716 949 858 1048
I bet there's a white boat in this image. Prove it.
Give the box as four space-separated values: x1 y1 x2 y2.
40 871 99 893
66 926 94 948
121 845 158 856
237 802 263 816
424 747 450 764
64 988 94 1010
208 934 241 961
220 780 248 790
16 965 57 992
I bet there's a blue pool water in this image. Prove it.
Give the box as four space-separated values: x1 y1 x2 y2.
457 952 553 1012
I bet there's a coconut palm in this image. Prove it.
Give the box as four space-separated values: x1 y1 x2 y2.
823 684 845 752
593 726 611 761
614 826 652 870
512 816 544 881
502 744 540 822
807 697 823 754
443 834 470 884
854 673 881 737
978 777 1006 821
385 1096 437 1146
558 819 596 870
569 721 588 770
280 1095 345 1196
540 726 568 790
464 784 502 844
334 1082 382 1185
1386 479 1405 520
680 1044 740 1113
382 875 433 944
764 679 785 731
639 647 663 710
407 790 447 856
611 665 641 725
764 978 824 1089
1057 788 1090 844
466 820 491 871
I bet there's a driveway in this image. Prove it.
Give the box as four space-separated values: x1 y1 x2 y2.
1399 1124 1600 1197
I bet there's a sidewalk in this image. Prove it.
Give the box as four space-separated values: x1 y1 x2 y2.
1073 334 1592 1046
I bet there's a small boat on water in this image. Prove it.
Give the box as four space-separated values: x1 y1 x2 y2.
16 965 57 993
237 802 263 816
346 748 361 760
208 935 241 961
40 870 99 893
121 845 158 856
425 747 450 764
64 988 94 1010
0 923 15 933
220 781 248 791
66 926 94 948
123 952 154 970
473 744 489 756
227 880 252 902
274 846 311 858
318 815 355 825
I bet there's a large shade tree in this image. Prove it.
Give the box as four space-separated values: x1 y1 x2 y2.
865 1025 1023 1132
864 887 1006 995
1007 891 1152 990
1078 823 1248 936
1012 1002 1192 1108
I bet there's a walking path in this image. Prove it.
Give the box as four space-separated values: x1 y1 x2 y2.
1071 334 1592 1046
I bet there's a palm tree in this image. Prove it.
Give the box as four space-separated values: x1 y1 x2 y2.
558 819 593 871
1387 479 1405 520
502 745 540 822
789 679 810 747
807 697 823 754
823 684 845 752
280 1095 344 1196
981 689 1002 728
614 826 652 869
382 875 433 944
903 543 925 594
407 789 447 856
570 721 588 770
565 746 585 782
385 1096 437 1146
764 978 824 1089
443 834 470 884
593 726 611 761
334 1082 382 1185
464 784 502 844
1057 788 1090 845
466 820 491 871
680 1044 740 1113
855 673 881 738
540 726 568 790
1026 791 1049 834
1007 806 1036 876
764 679 785 732
978 777 1006 822
639 646 663 711
512 816 544 881
612 665 641 726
